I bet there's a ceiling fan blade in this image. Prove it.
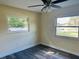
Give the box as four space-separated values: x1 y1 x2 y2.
41 0 47 4
28 5 44 7
51 5 61 8
41 6 47 11
41 0 52 4
52 0 68 4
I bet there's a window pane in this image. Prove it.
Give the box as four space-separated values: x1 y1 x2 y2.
56 27 78 38
57 16 79 26
8 16 28 32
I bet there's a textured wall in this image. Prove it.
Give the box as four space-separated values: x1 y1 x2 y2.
41 4 79 56
0 5 41 58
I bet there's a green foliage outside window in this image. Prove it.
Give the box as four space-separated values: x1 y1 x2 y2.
8 17 26 28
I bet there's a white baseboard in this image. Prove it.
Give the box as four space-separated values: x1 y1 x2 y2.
0 43 39 58
40 42 79 56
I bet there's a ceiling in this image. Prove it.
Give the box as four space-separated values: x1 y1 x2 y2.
0 0 79 12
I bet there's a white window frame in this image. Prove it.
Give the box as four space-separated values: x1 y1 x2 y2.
56 16 79 38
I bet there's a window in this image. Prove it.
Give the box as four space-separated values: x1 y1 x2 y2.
56 16 79 38
8 16 29 32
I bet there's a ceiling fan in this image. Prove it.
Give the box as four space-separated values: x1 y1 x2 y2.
28 0 68 12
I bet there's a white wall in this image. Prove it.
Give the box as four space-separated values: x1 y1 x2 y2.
0 5 41 58
41 4 79 56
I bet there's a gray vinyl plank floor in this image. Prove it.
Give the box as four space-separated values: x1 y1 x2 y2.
0 45 79 59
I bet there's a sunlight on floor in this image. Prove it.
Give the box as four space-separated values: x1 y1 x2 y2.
45 51 55 55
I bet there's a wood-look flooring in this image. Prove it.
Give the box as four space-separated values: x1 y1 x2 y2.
0 44 79 59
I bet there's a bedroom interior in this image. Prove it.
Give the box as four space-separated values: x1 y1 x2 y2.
0 0 79 59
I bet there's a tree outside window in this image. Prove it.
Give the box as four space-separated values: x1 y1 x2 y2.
8 16 28 32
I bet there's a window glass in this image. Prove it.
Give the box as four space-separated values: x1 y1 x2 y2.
57 16 79 26
8 16 28 32
56 27 78 37
56 16 79 38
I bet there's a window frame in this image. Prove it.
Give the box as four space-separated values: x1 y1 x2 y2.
7 16 30 33
55 17 79 39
